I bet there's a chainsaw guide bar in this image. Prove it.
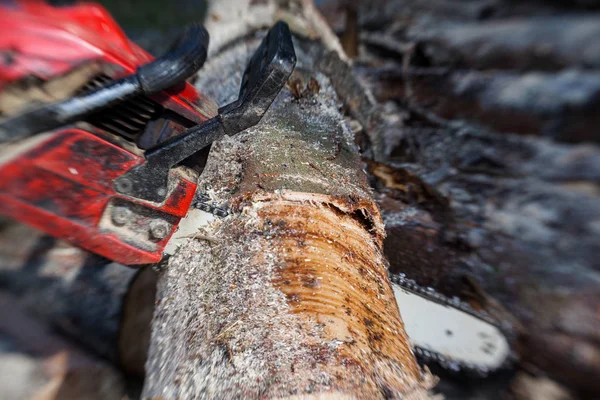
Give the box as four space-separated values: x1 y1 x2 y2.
390 273 515 375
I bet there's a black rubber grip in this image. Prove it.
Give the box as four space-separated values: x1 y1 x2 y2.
137 24 210 94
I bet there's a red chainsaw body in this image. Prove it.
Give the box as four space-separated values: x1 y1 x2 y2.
0 1 213 123
0 1 216 264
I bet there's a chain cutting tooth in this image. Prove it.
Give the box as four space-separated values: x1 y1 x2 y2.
192 194 231 217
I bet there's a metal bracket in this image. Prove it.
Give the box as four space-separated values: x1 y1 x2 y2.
114 21 297 203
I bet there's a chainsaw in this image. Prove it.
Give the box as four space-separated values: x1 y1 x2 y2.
0 1 513 375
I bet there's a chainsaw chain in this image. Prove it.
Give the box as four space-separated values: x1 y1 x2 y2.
193 194 230 217
389 272 515 376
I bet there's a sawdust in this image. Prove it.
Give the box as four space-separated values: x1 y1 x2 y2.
145 210 327 398
145 196 435 398
196 134 246 206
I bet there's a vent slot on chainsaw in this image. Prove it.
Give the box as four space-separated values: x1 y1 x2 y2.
79 73 161 141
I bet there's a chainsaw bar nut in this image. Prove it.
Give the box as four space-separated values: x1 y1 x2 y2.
112 206 132 226
149 219 170 240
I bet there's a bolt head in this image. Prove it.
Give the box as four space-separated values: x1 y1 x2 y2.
112 206 132 226
115 178 133 194
149 219 170 240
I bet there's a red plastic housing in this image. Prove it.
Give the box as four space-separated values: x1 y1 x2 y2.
0 129 197 264
0 0 215 124
0 1 215 265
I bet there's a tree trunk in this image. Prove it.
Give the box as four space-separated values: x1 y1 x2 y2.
0 218 135 361
0 217 156 378
142 1 433 398
0 292 126 400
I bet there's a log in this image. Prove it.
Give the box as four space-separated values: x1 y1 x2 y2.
0 292 126 400
317 0 600 41
142 2 434 398
0 219 137 361
318 2 600 146
366 68 600 143
407 16 600 71
0 217 156 377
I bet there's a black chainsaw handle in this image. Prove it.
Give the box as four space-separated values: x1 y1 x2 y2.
137 24 209 93
0 24 210 143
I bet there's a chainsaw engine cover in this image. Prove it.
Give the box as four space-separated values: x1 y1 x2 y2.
0 1 217 265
